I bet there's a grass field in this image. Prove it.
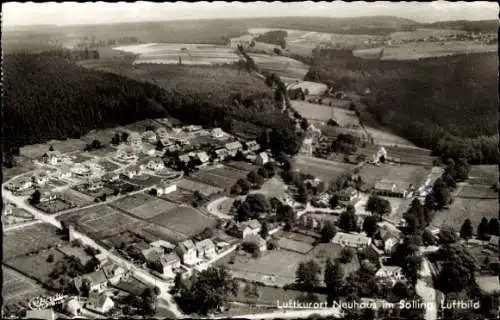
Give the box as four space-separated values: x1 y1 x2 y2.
20 139 88 160
190 171 238 190
358 163 429 189
57 204 147 239
177 178 224 197
432 198 499 230
308 243 360 278
457 185 498 199
354 41 497 61
121 118 164 133
226 161 257 172
287 81 328 96
149 205 217 237
141 224 191 244
3 156 37 181
389 28 467 41
291 101 334 121
2 265 48 302
251 177 287 198
161 188 197 204
468 165 499 186
364 126 417 147
60 188 93 207
294 155 357 182
3 223 65 261
278 237 315 254
56 244 93 265
68 152 94 164
129 198 179 220
249 53 309 80
35 198 74 214
5 248 67 288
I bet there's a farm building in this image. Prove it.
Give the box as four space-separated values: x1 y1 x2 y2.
86 292 115 314
331 232 372 249
75 270 108 293
337 187 359 203
228 219 262 239
156 182 177 196
255 152 270 165
374 180 411 198
211 128 226 139
196 239 217 259
127 132 142 147
225 141 243 156
175 240 198 266
41 151 62 165
375 266 406 284
32 173 49 186
146 158 165 171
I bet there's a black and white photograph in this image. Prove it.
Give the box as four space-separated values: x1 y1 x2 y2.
1 2 499 319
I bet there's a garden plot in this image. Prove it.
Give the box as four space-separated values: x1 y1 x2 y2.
161 188 197 204
177 178 224 197
457 185 498 199
358 164 429 189
3 223 65 261
190 171 238 190
56 244 93 265
225 161 257 172
149 206 218 238
57 204 147 240
278 237 314 254
110 193 177 219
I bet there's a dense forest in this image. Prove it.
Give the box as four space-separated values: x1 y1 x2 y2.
3 54 301 165
305 50 499 164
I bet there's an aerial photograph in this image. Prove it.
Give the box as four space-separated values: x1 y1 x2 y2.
1 1 499 319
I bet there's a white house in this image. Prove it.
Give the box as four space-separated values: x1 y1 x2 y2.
156 182 177 196
127 132 142 147
178 154 192 164
150 240 176 252
375 266 406 283
156 127 169 140
195 239 217 260
64 297 83 317
228 219 261 239
255 152 270 165
146 158 165 171
245 140 260 152
331 232 372 249
142 130 157 144
101 262 126 285
197 152 210 164
123 165 142 179
162 253 182 275
225 141 243 156
175 240 198 266
214 148 229 161
86 292 115 314
41 151 62 165
384 237 400 255
211 128 226 139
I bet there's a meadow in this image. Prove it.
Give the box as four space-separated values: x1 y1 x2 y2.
294 155 357 182
2 265 48 302
432 198 499 230
358 163 430 189
149 205 218 237
110 193 179 220
177 178 224 197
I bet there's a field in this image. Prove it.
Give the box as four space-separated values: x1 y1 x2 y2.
83 146 116 158
231 120 262 140
149 205 217 237
102 231 147 249
20 138 88 160
457 185 498 199
354 41 497 61
5 248 67 288
309 243 360 277
3 156 38 181
3 223 65 261
161 188 197 204
388 28 467 41
249 53 310 80
2 266 49 308
432 198 499 230
291 101 360 127
357 163 430 189
141 223 192 244
60 188 93 207
129 198 179 220
287 81 328 96
56 244 93 265
468 165 499 186
278 237 315 254
226 161 257 172
34 198 74 214
57 204 147 239
252 177 288 198
190 165 250 190
364 126 417 147
294 155 357 182
122 173 162 188
177 178 224 197
115 43 241 65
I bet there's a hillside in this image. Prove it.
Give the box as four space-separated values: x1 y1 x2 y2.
417 19 499 33
305 50 499 164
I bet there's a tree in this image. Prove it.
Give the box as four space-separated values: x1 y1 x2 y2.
339 207 357 232
236 178 251 194
362 216 378 237
324 259 344 301
477 217 490 240
320 221 337 243
247 170 260 184
366 195 391 216
47 254 54 263
277 204 296 229
329 194 339 209
296 183 311 204
49 145 54 151
257 167 269 179
300 118 309 131
295 260 321 291
156 140 164 151
488 218 499 236
121 132 129 143
339 247 354 264
402 255 422 287
459 219 473 240
29 190 41 205
264 162 276 177
431 178 452 209
269 197 282 212
437 245 476 294
230 184 242 195
260 221 269 239
439 227 458 244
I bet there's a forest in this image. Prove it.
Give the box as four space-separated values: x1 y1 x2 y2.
305 50 499 164
3 53 301 165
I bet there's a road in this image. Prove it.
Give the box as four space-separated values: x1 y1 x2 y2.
416 258 437 320
212 307 343 319
205 196 233 220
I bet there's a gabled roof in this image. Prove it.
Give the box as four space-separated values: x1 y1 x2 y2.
332 232 371 245
164 252 181 264
197 152 210 163
241 219 261 230
257 152 269 161
225 141 243 150
151 240 176 250
195 239 216 251
376 265 402 276
374 180 410 193
178 154 191 163
215 148 229 155
85 270 108 284
177 239 196 253
489 235 499 246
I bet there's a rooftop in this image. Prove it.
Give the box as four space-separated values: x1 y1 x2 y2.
374 180 410 193
332 232 371 245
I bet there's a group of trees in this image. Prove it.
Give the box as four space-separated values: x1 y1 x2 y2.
305 49 498 164
254 30 287 49
231 163 276 195
235 193 271 222
123 287 160 316
403 198 432 235
461 217 499 241
330 133 360 155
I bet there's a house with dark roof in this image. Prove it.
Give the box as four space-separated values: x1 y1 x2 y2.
175 240 198 266
85 291 115 314
374 180 411 198
74 270 108 293
195 239 217 259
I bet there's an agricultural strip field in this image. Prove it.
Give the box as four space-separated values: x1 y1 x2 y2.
4 248 67 288
249 53 309 80
149 205 217 237
189 171 238 190
56 245 93 265
177 178 224 197
3 223 65 261
161 188 197 204
432 198 499 230
57 204 147 240
468 165 499 186
2 265 49 303
225 161 257 172
457 185 498 199
110 193 178 219
294 155 357 182
291 101 360 128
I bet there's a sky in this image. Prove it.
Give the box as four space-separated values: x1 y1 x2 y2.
2 1 498 27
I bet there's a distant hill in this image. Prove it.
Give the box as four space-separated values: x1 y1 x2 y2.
305 50 499 164
417 19 499 33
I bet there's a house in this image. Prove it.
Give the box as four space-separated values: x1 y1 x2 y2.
331 232 372 249
64 297 83 317
156 182 177 196
86 291 115 314
375 266 406 283
195 239 217 260
156 127 169 140
245 140 260 152
101 262 126 285
214 148 229 161
161 253 182 275
142 130 157 144
197 152 210 164
146 158 165 171
243 234 267 252
40 192 57 203
86 179 103 192
115 148 137 162
383 237 400 255
4 203 14 216
41 151 62 165
101 172 119 183
75 270 108 293
10 179 33 192
255 152 270 165
25 309 56 320
72 165 92 178
211 128 226 139
127 132 142 147
32 173 49 186
228 219 262 239
123 165 142 179
178 154 192 164
150 240 176 252
175 240 198 266
337 187 359 203
374 180 411 198
225 141 243 156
